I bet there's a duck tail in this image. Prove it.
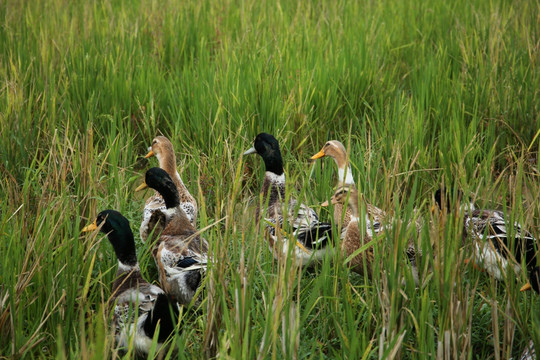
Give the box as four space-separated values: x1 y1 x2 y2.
143 293 181 342
298 223 333 249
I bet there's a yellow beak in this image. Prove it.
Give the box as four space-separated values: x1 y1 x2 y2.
135 181 148 192
144 150 155 159
321 200 330 207
310 150 326 160
520 282 532 292
82 220 98 232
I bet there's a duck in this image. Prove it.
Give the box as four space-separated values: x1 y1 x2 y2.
82 210 180 356
311 140 355 232
434 188 539 293
243 133 334 266
136 167 209 305
323 186 378 276
324 185 423 283
139 136 197 242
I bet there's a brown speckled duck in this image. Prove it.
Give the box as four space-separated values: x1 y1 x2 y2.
324 186 380 275
326 186 422 284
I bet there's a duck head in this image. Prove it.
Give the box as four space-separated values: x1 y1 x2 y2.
82 210 138 267
136 167 180 209
243 133 284 175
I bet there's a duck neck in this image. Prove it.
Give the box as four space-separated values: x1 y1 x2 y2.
156 151 184 190
262 171 286 201
107 228 138 268
337 165 355 187
261 150 284 176
161 187 181 209
347 192 360 218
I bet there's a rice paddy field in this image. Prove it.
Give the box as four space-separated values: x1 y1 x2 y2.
1 0 539 358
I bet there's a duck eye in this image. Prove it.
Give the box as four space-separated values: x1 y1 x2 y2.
152 140 157 145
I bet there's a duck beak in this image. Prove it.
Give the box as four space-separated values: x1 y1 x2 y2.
321 195 341 206
243 147 257 156
144 150 155 158
82 219 98 232
310 149 325 160
135 181 148 192
520 282 532 292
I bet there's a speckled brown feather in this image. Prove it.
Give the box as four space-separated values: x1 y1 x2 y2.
435 188 537 282
330 187 377 276
333 203 353 233
150 212 209 304
156 234 208 301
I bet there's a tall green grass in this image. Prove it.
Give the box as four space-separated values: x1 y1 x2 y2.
1 0 538 358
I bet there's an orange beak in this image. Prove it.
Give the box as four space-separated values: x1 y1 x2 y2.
82 219 98 232
135 181 148 192
310 150 325 160
144 150 155 159
520 282 532 292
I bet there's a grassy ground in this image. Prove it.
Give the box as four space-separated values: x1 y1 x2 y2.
1 0 539 358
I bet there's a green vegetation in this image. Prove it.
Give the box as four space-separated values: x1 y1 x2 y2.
1 0 538 358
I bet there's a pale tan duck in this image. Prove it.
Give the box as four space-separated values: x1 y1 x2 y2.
324 186 386 276
140 136 197 242
311 141 357 232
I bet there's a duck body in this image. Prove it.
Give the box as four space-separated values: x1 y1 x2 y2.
245 133 334 266
111 271 175 354
435 188 539 292
260 171 333 264
82 210 179 356
464 208 538 286
155 231 208 305
138 168 209 305
140 136 197 242
464 209 523 279
327 186 386 275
